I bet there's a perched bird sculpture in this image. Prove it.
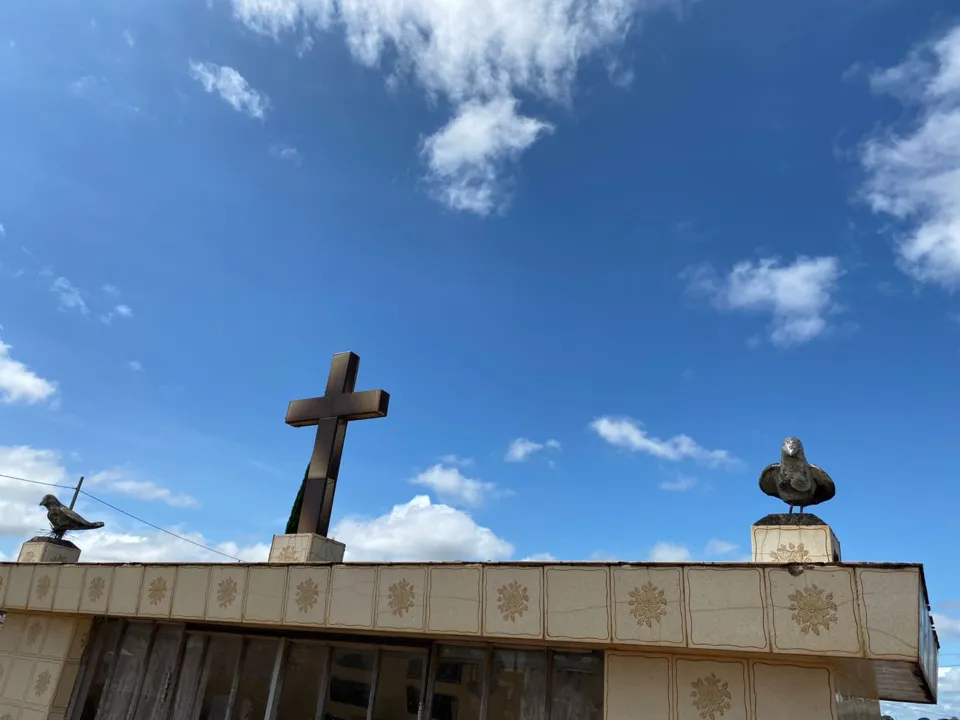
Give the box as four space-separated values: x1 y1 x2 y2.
39 494 105 540
758 437 835 514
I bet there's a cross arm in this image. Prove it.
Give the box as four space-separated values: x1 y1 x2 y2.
286 390 390 427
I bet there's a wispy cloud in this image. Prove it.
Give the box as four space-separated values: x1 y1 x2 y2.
439 454 473 467
51 276 89 315
127 360 143 372
122 30 135 47
705 539 738 556
102 284 119 295
590 417 735 466
270 143 302 165
684 256 843 346
861 23 960 288
410 464 503 507
100 304 133 324
0 338 58 405
505 437 561 463
229 0 684 214
648 542 691 562
189 60 268 119
87 469 199 509
421 98 553 214
660 474 697 492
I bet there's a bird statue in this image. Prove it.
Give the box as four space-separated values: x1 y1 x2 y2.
39 494 105 540
758 437 835 514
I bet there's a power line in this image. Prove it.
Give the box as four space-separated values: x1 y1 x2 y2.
0 472 76 489
0 472 242 562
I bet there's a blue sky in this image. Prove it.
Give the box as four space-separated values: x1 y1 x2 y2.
1 0 959 714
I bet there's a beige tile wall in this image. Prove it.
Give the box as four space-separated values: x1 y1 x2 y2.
0 611 87 720
606 652 841 720
0 561 932 670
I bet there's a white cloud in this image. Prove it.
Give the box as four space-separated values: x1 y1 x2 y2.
332 495 514 561
0 223 5 236
409 464 498 506
230 0 681 213
100 304 133 324
648 542 691 562
590 416 734 466
660 474 697 491
0 339 57 405
881 666 960 719
861 24 960 288
270 143 302 164
705 539 738 556
122 30 135 47
127 360 143 372
51 276 89 315
439 454 473 467
102 284 119 295
684 257 843 346
0 445 263 562
422 97 552 214
76 528 269 563
86 469 199 509
505 436 561 462
0 446 68 539
934 612 960 638
522 552 557 562
647 539 739 563
189 60 268 119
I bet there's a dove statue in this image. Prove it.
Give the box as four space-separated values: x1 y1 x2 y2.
39 494 105 539
758 437 836 514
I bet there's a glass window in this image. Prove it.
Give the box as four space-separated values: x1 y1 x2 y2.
133 624 184 720
487 650 546 720
549 653 603 720
276 642 328 720
325 647 375 720
169 634 210 720
372 650 426 720
231 638 281 720
97 622 154 720
79 619 125 720
430 646 486 720
195 635 243 720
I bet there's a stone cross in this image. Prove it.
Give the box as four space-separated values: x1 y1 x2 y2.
286 352 390 536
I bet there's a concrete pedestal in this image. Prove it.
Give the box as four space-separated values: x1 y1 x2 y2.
269 533 345 563
751 514 841 563
16 537 81 564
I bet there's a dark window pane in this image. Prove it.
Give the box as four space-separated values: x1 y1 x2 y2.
231 639 281 720
549 653 603 720
169 635 209 720
325 647 375 720
431 646 486 720
487 650 546 720
98 622 154 720
195 636 243 720
276 642 328 720
372 651 426 720
79 620 125 720
133 625 184 720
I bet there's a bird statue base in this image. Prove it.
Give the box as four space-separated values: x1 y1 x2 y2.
751 513 841 563
17 535 82 564
754 512 827 527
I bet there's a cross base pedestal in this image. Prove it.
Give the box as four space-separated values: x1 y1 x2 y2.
17 536 81 564
269 533 345 564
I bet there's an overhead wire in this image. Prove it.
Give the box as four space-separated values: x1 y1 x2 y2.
0 472 243 562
